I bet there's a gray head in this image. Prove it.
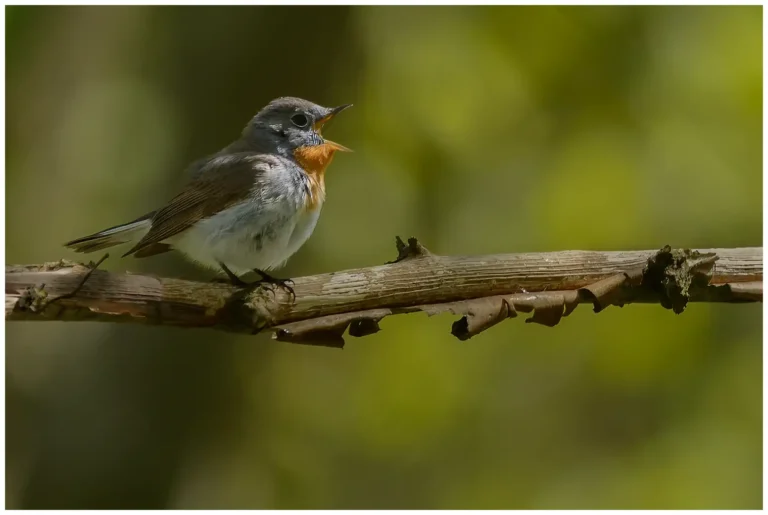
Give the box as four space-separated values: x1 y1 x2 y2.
238 97 352 157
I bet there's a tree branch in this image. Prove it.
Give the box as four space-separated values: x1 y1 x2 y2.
6 239 762 348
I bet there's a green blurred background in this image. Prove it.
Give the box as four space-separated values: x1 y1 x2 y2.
5 5 762 509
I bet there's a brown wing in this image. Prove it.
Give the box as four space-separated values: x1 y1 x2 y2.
122 153 269 258
132 243 173 258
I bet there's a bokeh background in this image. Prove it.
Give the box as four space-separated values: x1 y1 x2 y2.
5 5 762 509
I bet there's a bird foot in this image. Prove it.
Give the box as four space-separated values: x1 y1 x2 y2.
215 263 295 300
251 269 295 300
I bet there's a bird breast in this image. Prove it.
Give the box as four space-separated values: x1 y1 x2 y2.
293 144 338 210
171 165 324 274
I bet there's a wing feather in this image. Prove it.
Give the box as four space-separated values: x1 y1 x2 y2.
123 153 271 257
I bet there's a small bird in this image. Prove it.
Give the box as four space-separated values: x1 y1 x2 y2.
64 97 352 295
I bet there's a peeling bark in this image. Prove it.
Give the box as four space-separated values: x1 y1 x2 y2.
6 241 762 347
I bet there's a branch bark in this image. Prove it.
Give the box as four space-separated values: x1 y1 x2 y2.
6 239 762 348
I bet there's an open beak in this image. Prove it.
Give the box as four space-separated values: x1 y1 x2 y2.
314 104 353 152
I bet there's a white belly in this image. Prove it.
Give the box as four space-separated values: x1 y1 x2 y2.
171 200 322 276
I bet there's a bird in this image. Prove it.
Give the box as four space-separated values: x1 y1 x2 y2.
64 96 353 297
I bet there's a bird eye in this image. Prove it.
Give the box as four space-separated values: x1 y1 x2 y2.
290 113 309 128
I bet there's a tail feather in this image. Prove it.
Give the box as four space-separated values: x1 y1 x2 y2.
64 212 154 254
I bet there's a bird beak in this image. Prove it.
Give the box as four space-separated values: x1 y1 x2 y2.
315 104 353 152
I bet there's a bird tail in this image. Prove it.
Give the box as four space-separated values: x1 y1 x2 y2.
64 213 154 254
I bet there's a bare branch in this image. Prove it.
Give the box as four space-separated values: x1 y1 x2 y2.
6 242 762 347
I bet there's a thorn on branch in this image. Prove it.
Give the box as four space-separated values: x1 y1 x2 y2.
388 236 432 264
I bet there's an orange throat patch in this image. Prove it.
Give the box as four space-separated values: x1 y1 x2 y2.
293 143 339 209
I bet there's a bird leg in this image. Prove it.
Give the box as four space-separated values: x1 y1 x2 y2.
215 262 249 287
214 263 295 300
252 268 295 300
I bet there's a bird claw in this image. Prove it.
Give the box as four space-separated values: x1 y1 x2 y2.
216 263 295 300
253 275 295 300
